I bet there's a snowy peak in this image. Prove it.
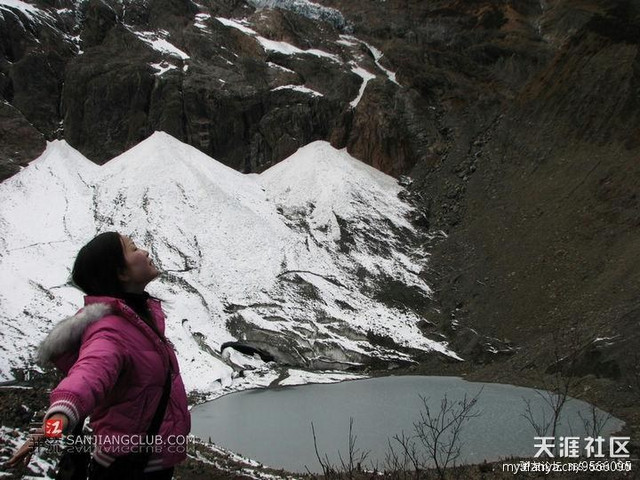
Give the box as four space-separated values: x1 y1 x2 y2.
99 131 256 199
100 131 236 176
260 141 412 225
0 140 97 251
30 140 99 173
261 140 401 198
3 139 98 190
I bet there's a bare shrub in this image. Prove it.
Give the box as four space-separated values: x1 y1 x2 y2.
578 404 612 439
309 417 369 479
386 390 483 480
308 391 482 480
521 321 587 449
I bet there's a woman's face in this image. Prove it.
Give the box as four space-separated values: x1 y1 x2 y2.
118 235 160 292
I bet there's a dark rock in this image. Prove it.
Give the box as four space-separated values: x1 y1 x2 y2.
146 0 199 31
267 52 360 103
0 101 46 180
416 319 436 334
400 0 640 394
347 80 424 176
0 4 74 141
10 51 68 137
446 325 517 364
226 312 364 369
546 339 622 380
201 0 253 19
248 7 341 52
373 275 431 316
0 6 34 63
148 70 186 141
220 341 275 362
61 26 160 163
252 89 344 171
80 0 118 49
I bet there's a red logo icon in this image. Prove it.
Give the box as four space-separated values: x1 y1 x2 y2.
44 418 63 438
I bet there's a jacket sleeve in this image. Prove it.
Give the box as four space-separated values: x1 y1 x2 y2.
44 318 128 432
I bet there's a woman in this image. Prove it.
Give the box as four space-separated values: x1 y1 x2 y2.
8 232 191 479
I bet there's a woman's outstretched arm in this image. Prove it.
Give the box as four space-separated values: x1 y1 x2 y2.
45 318 128 432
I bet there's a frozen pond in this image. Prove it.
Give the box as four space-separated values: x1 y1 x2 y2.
190 375 624 473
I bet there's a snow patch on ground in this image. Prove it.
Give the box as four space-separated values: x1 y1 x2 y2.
279 369 365 386
150 61 178 75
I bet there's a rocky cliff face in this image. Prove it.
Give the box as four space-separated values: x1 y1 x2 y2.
2 0 371 172
1 0 639 391
322 0 640 387
389 0 640 380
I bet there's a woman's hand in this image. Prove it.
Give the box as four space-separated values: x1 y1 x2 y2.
5 413 70 468
44 412 70 435
5 427 44 468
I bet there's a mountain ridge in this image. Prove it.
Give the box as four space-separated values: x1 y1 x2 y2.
0 132 460 394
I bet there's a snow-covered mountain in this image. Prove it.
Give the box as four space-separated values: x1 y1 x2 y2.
0 132 458 395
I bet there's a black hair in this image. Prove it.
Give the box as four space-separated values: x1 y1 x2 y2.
72 232 155 324
72 231 126 297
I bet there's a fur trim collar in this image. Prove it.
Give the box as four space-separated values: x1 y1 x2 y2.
38 303 111 366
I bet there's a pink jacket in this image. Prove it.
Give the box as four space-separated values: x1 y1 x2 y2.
38 296 191 471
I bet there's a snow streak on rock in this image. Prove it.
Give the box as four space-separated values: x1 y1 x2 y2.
350 66 376 107
0 0 56 26
272 85 323 96
215 17 340 62
130 28 190 60
341 35 400 87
